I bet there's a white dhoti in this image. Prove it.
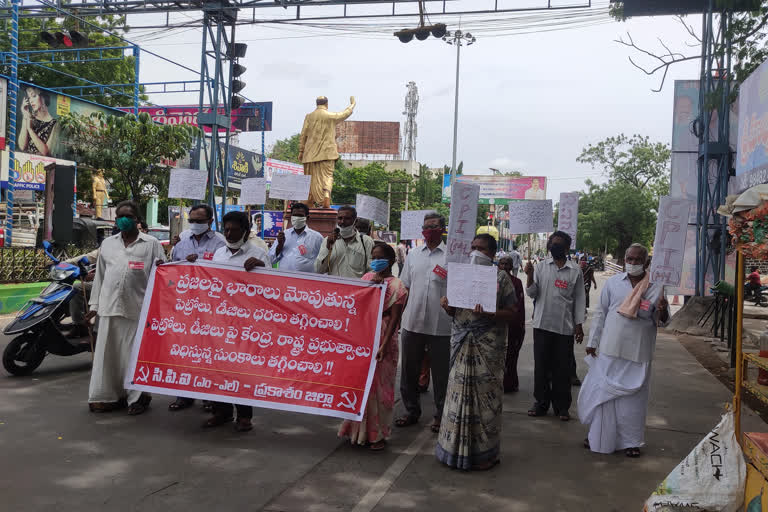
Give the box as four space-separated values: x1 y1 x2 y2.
577 353 651 454
88 316 143 405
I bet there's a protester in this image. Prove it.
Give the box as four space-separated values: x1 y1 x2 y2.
338 242 407 450
395 240 408 272
525 231 586 421
396 212 451 433
269 202 323 272
167 204 226 412
355 217 372 237
85 200 165 415
62 248 99 339
578 244 670 457
498 256 526 392
436 234 517 470
315 205 374 278
205 211 269 432
509 245 522 276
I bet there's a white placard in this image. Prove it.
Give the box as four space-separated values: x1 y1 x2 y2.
239 177 267 205
264 158 304 183
446 181 480 264
168 168 207 200
508 200 553 234
557 192 579 249
269 173 311 201
356 194 389 226
400 210 433 240
446 262 497 313
650 196 692 286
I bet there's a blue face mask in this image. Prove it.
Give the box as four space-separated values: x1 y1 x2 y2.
370 259 389 272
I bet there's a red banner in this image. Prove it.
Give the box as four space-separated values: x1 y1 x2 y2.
125 263 385 420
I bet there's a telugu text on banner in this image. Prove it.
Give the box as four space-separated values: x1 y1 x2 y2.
125 263 386 420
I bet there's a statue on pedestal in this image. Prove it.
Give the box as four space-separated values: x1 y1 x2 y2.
92 169 110 219
299 96 356 209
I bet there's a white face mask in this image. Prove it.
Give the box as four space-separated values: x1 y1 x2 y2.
226 235 246 251
337 224 356 238
625 263 645 277
469 250 493 266
189 222 209 235
291 216 307 230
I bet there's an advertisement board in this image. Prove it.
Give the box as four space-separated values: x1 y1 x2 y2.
735 58 768 193
214 145 263 190
251 210 284 238
16 83 123 161
264 158 304 183
441 175 547 204
122 102 273 133
1 151 76 191
336 121 400 156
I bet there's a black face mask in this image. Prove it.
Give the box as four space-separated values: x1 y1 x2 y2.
550 243 567 260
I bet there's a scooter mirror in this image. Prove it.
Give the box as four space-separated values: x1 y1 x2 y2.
41 240 60 264
80 256 90 266
42 240 51 250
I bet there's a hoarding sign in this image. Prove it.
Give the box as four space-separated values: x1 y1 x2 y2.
120 102 273 132
442 175 547 204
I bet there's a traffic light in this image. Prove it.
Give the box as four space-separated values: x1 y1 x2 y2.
40 29 88 48
227 43 247 111
394 23 447 43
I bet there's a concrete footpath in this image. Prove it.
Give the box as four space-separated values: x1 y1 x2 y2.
0 276 764 512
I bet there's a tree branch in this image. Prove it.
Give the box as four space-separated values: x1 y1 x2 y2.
616 32 700 92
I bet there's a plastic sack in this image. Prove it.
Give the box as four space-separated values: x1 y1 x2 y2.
643 411 746 512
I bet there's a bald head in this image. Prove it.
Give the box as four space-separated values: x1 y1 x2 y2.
316 96 328 106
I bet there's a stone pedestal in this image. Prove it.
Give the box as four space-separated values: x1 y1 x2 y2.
285 208 337 238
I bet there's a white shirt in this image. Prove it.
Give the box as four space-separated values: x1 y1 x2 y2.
587 273 669 363
212 241 269 268
90 232 166 319
171 229 227 262
315 231 374 278
269 226 323 272
526 257 586 335
400 242 451 337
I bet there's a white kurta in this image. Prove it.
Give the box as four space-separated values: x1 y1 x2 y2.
577 272 667 453
88 232 166 404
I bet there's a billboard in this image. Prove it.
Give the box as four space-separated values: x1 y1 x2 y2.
1 151 76 191
213 145 262 190
0 78 6 150
336 121 400 156
122 102 273 133
264 158 304 183
441 175 547 205
672 80 738 153
16 83 122 161
734 58 768 194
251 210 284 238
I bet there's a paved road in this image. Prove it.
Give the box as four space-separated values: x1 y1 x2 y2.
0 273 762 511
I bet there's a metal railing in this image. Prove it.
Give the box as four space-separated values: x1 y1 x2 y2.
0 245 95 283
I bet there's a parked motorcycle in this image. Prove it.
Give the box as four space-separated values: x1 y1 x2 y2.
2 241 94 376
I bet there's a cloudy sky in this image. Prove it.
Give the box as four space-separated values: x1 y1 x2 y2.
126 1 703 201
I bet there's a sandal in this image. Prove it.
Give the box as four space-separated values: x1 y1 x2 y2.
559 413 571 422
583 438 590 450
127 394 152 416
430 420 441 434
527 407 547 417
168 397 194 411
234 418 253 432
203 415 233 428
625 447 641 458
395 415 418 427
369 439 387 451
88 399 127 413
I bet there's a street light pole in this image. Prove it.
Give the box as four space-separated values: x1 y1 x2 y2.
443 29 476 186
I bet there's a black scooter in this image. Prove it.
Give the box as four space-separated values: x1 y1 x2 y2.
2 241 94 375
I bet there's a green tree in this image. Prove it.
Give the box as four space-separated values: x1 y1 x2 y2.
574 134 670 259
269 133 301 164
60 111 198 210
0 16 144 108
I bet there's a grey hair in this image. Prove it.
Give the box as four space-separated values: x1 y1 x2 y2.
625 243 649 262
423 211 446 228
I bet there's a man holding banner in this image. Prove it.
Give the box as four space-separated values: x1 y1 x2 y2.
269 203 323 272
204 211 269 432
578 244 670 457
315 206 374 278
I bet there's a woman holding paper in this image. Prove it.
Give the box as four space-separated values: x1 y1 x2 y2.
437 234 518 470
338 241 407 451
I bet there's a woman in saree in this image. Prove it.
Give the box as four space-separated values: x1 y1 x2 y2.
339 241 407 451
437 234 518 470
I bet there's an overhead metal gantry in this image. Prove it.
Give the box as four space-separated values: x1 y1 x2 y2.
0 0 592 242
